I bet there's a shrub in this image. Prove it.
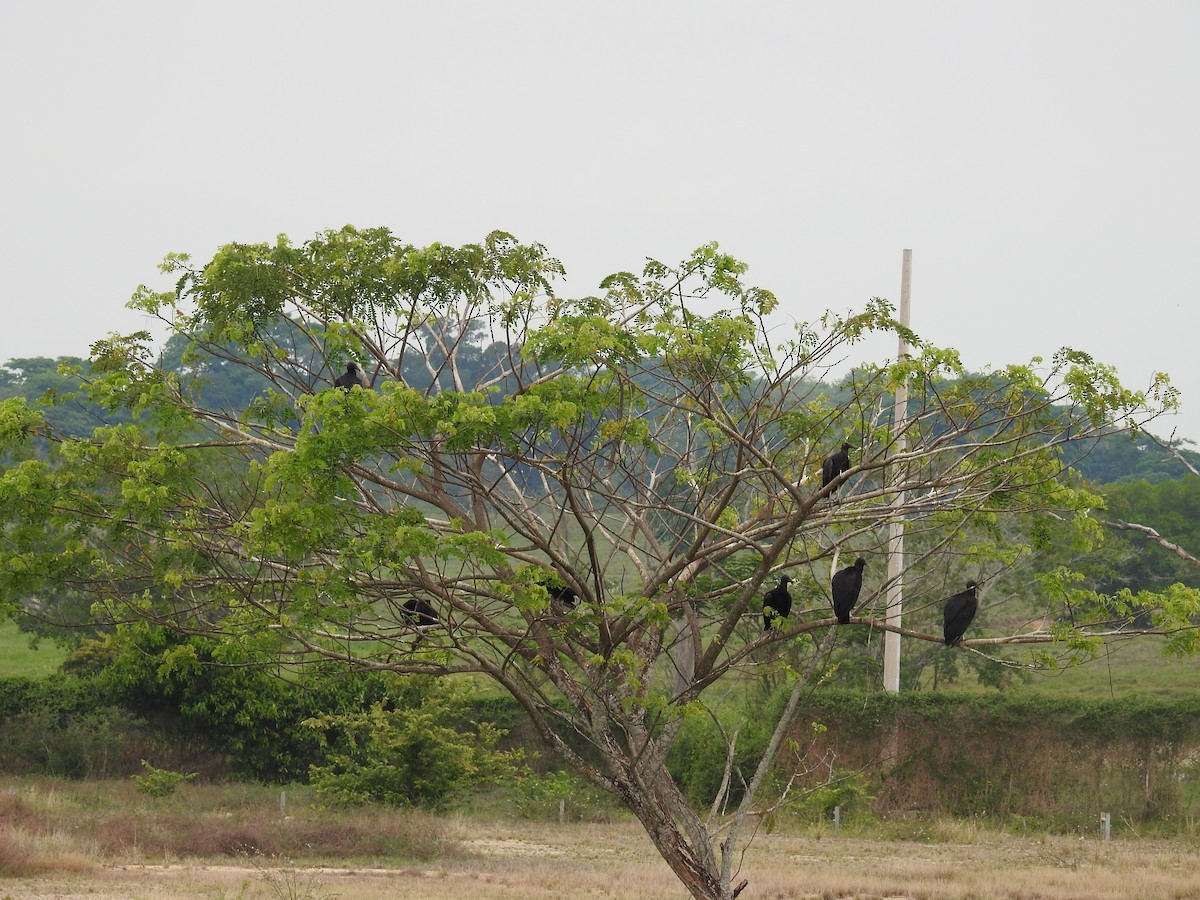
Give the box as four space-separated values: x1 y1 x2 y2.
505 766 620 822
666 689 788 809
786 768 874 824
0 705 151 778
132 760 197 798
306 677 521 809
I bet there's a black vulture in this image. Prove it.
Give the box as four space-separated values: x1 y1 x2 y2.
549 583 578 609
537 573 579 610
334 361 368 391
831 557 866 625
821 443 853 491
942 581 978 646
762 575 794 631
401 598 438 630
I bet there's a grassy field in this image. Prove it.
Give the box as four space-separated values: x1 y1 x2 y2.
982 633 1200 700
0 620 68 678
3 777 1200 899
1037 636 1200 698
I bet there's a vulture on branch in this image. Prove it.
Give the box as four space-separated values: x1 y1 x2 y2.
942 581 979 646
822 443 853 492
762 575 794 631
831 557 866 625
334 362 368 391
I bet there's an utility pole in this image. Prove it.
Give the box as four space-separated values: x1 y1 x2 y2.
883 250 912 693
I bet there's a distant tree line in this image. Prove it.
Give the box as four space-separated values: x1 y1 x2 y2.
6 347 1198 481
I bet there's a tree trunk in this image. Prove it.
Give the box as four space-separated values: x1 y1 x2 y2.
620 781 730 900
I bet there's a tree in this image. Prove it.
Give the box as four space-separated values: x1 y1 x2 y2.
0 226 1196 900
0 356 133 440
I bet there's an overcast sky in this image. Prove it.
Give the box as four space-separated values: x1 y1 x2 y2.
2 2 1197 438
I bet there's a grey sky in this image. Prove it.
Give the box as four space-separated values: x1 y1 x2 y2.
2 2 1197 438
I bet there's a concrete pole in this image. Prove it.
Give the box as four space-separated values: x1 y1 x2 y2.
883 250 912 693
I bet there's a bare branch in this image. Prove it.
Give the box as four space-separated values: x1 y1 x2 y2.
1104 519 1200 565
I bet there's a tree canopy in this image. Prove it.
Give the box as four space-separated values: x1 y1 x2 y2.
0 226 1195 900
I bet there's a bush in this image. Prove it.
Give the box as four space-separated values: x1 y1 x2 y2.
785 768 874 824
306 677 521 809
0 629 521 787
96 627 316 781
0 704 153 778
505 766 620 822
132 760 197 798
666 689 788 809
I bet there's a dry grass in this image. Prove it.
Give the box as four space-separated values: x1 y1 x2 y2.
3 778 1200 898
0 777 453 867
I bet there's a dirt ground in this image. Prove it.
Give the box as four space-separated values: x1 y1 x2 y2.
6 819 1200 899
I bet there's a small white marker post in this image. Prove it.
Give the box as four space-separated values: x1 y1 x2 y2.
1101 812 1111 841
833 805 841 835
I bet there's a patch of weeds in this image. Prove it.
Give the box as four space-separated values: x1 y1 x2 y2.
251 855 340 900
0 828 35 876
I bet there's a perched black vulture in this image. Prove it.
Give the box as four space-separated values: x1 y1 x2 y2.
334 361 368 391
401 598 439 629
537 573 579 610
821 443 853 491
762 575 794 631
942 581 978 646
549 583 578 609
831 557 866 625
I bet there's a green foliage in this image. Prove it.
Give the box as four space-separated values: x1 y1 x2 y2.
95 627 318 782
504 766 621 822
1068 430 1200 485
305 677 521 809
0 356 132 440
0 701 151 778
132 759 196 798
666 689 790 808
781 768 873 827
0 639 522 789
667 712 740 807
1094 476 1200 595
0 674 96 721
123 628 486 784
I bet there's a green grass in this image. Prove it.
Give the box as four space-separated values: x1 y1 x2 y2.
0 621 68 678
1014 634 1200 699
863 627 1200 699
